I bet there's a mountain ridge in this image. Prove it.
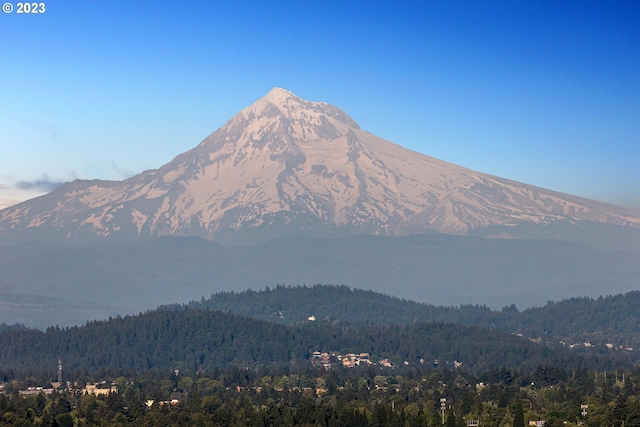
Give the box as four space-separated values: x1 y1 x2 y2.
1 87 638 245
184 284 640 350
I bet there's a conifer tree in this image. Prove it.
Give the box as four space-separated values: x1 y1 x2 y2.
513 400 525 427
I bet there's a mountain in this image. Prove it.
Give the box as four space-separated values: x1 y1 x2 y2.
1 88 638 246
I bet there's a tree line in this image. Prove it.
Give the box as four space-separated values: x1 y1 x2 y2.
0 306 634 376
183 285 640 350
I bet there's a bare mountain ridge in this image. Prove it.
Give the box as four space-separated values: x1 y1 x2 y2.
1 87 638 245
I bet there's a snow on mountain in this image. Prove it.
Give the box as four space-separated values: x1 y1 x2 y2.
1 87 639 245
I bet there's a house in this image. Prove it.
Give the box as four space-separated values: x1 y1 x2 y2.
379 359 394 368
84 383 117 396
19 387 54 396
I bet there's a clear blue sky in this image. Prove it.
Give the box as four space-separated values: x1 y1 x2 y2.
1 0 639 209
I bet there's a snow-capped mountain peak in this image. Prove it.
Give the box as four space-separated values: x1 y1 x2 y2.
1 89 638 245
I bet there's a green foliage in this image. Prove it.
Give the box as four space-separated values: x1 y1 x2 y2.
0 304 627 375
513 400 525 427
184 285 640 351
0 285 638 426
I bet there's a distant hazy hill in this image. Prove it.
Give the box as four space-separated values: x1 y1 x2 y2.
184 285 640 350
0 306 630 375
1 88 638 247
0 234 638 328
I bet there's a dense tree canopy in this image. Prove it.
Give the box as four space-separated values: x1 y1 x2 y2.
0 304 634 376
184 285 640 349
1 285 640 426
2 363 640 427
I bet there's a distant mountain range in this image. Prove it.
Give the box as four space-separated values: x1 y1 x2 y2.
1 88 638 246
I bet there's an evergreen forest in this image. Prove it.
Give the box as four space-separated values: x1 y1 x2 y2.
1 285 640 426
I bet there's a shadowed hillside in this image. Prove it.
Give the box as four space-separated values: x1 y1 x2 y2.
184 285 640 350
0 306 631 375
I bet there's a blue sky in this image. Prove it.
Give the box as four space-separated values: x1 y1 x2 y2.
1 0 639 209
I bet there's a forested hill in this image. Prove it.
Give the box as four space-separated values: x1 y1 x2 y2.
182 285 640 349
0 307 628 375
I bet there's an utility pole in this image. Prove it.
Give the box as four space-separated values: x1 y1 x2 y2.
441 398 447 424
57 359 63 385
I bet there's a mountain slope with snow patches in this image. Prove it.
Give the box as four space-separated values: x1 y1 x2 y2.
1 88 638 246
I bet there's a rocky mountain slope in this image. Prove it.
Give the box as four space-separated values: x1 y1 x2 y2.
1 88 638 245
